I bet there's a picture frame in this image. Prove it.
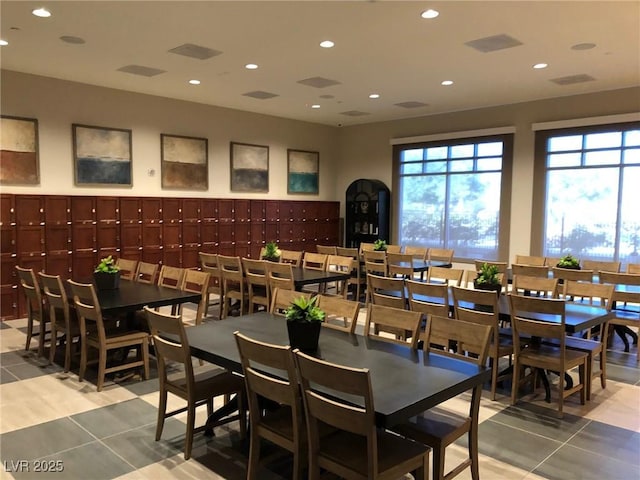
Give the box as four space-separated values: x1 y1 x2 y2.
287 149 319 195
230 142 269 193
73 123 132 186
161 134 208 190
0 115 40 185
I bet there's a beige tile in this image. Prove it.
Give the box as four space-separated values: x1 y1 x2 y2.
0 328 29 353
444 443 535 480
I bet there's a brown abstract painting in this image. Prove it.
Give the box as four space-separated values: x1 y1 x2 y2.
230 142 269 193
161 134 208 190
0 116 39 185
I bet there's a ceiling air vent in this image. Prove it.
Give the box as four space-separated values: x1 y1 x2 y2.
297 77 341 88
550 74 595 85
394 101 428 109
168 43 222 60
117 65 166 77
465 34 523 53
243 91 279 99
340 111 370 117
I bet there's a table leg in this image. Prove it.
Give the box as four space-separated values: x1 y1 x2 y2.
204 395 239 436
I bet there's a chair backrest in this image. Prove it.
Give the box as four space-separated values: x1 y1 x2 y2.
599 271 640 310
218 254 243 283
582 260 621 274
627 263 640 274
359 242 376 255
404 246 428 261
68 280 106 339
473 260 508 289
116 258 138 281
336 247 359 259
512 264 550 279
364 303 421 349
544 256 562 267
551 267 594 282
158 265 185 289
242 258 268 286
326 255 356 298
199 252 222 294
270 288 311 315
363 250 387 277
367 273 406 309
280 249 303 267
424 315 491 366
136 261 159 284
514 255 546 266
316 245 337 255
452 286 500 347
234 331 304 446
427 266 464 286
303 252 328 271
316 294 361 334
561 280 614 309
429 248 454 263
385 244 403 254
387 252 414 278
406 279 450 318
39 272 70 329
295 350 382 474
144 307 193 390
266 261 295 292
512 275 558 298
16 266 43 318
508 294 567 350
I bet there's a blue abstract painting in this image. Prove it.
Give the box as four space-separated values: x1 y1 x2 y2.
73 124 132 186
288 149 319 194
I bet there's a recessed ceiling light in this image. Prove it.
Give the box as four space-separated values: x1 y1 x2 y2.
369 93 380 99
320 40 335 48
533 63 548 69
245 63 258 70
441 80 453 86
0 40 8 46
188 79 201 85
32 8 51 18
311 104 321 109
421 9 439 19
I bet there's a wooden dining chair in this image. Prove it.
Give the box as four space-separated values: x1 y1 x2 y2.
302 253 329 293
406 279 451 322
266 261 295 295
385 244 403 254
270 288 311 316
316 245 337 255
115 257 138 281
393 315 492 480
559 280 614 400
512 275 558 298
511 264 550 279
336 247 364 300
429 248 454 264
242 258 270 313
514 254 546 266
199 252 224 319
68 280 149 391
234 331 306 480
158 265 185 289
404 246 428 260
387 252 415 279
280 249 303 267
427 266 465 286
218 255 246 319
452 286 512 401
294 350 429 480
39 272 81 372
135 261 159 285
358 242 376 255
316 294 361 334
325 255 356 298
581 260 621 274
367 273 406 309
544 256 562 267
599 271 640 362
179 269 211 325
145 307 246 460
363 303 422 349
508 294 588 417
627 263 640 274
16 265 49 357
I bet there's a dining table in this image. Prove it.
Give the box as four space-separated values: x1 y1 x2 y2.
185 311 490 430
290 266 351 291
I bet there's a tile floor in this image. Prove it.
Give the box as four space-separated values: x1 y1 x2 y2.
1 305 638 480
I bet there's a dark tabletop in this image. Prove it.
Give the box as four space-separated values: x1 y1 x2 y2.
292 267 351 288
92 281 202 315
185 312 489 428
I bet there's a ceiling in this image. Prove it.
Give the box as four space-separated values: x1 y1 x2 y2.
1 1 639 127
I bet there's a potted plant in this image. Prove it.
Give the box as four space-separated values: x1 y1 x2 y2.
94 255 121 290
373 239 388 251
262 241 281 262
473 262 502 295
284 295 325 352
556 253 581 270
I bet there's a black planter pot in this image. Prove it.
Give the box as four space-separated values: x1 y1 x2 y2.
94 271 121 290
262 256 281 263
286 320 322 353
473 280 502 296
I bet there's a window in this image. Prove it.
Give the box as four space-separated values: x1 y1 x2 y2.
394 134 513 261
534 122 640 263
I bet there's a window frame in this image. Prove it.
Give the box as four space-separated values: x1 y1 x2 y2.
531 121 640 261
392 133 513 262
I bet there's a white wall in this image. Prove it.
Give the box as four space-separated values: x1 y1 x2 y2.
0 70 339 200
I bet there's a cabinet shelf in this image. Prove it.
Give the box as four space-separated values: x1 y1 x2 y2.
345 179 389 249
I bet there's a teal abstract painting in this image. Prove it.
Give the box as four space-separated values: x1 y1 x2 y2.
288 149 319 195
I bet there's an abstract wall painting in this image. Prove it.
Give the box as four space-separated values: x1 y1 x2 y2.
161 134 208 190
287 149 319 194
230 142 269 193
0 116 39 185
73 124 132 186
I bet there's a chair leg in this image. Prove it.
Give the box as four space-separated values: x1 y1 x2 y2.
585 354 592 401
25 315 33 352
469 422 480 480
511 359 520 406
247 430 261 480
48 324 57 365
97 348 107 392
490 356 498 401
184 402 196 460
433 445 446 480
580 362 587 405
79 340 87 382
142 339 150 380
600 348 607 389
156 389 167 441
64 331 72 372
557 373 564 418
